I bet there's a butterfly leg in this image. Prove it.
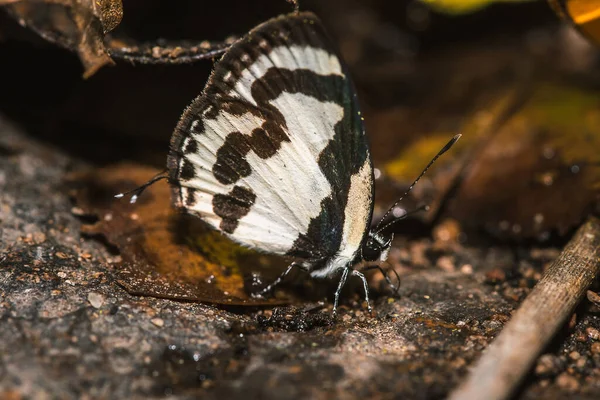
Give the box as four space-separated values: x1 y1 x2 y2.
255 261 300 297
332 267 350 318
361 264 401 296
352 269 372 313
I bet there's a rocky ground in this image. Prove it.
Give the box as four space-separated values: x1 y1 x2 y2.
2 115 600 399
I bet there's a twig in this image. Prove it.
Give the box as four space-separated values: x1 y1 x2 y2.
449 216 600 400
107 39 232 65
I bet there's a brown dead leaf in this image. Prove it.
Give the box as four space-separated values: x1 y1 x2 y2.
365 57 525 228
550 0 600 46
447 83 600 240
3 0 121 78
70 163 291 306
364 38 600 241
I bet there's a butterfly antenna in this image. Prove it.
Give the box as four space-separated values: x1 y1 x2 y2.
375 204 430 234
374 134 461 231
114 170 169 204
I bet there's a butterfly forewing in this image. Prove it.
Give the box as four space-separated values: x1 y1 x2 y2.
168 12 373 263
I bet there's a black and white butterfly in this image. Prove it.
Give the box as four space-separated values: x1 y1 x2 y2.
117 11 460 316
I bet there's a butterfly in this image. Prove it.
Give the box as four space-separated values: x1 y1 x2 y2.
116 11 460 316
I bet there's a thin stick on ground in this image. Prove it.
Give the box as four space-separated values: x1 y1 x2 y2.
449 216 600 400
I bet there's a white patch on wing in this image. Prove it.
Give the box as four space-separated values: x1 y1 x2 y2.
181 92 344 254
230 45 343 105
312 157 372 277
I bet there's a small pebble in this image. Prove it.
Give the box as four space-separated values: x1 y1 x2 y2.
432 219 461 242
535 354 560 376
32 232 46 244
151 318 164 327
568 314 577 329
556 373 580 391
436 256 455 272
575 332 588 342
587 290 600 307
87 292 104 309
586 327 600 341
460 264 473 274
484 268 505 284
71 207 85 215
482 319 502 332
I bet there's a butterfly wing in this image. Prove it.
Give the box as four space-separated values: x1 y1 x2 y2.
167 12 373 262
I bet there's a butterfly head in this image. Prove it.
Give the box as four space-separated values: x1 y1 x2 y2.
361 231 394 263
360 134 462 265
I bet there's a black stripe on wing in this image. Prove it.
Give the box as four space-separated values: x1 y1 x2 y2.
207 12 335 98
286 71 371 260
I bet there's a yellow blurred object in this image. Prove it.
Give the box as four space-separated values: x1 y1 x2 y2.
549 0 600 44
420 0 533 14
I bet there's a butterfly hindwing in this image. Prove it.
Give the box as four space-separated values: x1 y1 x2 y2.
168 12 373 263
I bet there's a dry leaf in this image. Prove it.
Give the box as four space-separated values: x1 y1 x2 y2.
447 83 600 239
550 0 600 46
70 163 292 306
3 0 122 77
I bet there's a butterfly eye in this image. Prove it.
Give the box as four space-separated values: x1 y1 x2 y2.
362 239 381 262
